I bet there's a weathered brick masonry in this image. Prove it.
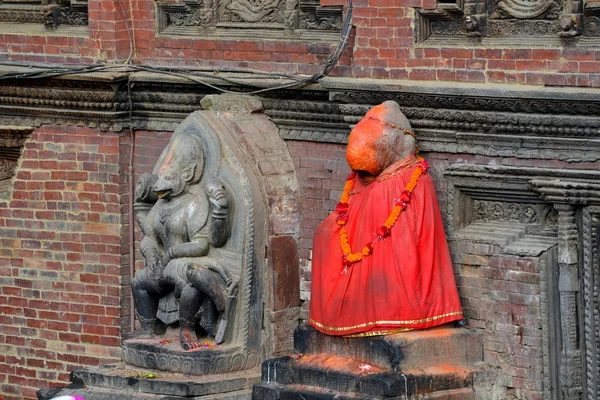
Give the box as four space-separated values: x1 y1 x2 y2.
0 126 123 400
0 0 599 86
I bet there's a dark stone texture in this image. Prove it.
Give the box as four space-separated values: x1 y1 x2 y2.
37 363 260 399
271 235 300 310
253 383 475 400
121 337 260 375
294 323 482 371
38 387 252 400
256 356 473 398
253 323 482 399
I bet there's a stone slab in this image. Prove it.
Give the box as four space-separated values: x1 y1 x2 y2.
121 335 258 375
38 386 253 400
253 382 475 400
293 323 483 371
69 363 260 397
270 235 300 310
257 355 474 398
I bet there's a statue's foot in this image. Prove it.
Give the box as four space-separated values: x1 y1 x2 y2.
124 328 156 340
180 328 203 351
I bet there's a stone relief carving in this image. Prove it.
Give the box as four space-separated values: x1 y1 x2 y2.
491 0 561 20
131 131 239 350
157 0 342 37
417 0 598 39
473 200 557 226
0 0 88 28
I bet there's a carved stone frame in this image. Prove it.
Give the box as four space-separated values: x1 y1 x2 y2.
155 0 342 42
416 0 600 45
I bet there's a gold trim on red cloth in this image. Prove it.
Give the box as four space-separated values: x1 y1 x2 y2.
344 327 413 338
309 311 463 333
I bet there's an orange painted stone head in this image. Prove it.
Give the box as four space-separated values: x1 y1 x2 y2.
346 101 415 179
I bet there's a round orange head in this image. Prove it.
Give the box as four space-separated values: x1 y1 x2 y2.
346 101 414 177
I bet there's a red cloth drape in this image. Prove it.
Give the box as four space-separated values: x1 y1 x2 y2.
309 157 462 337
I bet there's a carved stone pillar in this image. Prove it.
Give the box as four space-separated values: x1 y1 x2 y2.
555 204 583 400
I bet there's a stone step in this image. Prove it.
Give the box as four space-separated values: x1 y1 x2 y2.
38 385 252 400
253 383 377 400
454 222 528 246
294 324 483 371
37 363 260 399
253 382 475 400
258 355 475 398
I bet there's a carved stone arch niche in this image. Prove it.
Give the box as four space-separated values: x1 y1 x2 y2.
156 0 343 41
0 126 32 198
123 96 302 375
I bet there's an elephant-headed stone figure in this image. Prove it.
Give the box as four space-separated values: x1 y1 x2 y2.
131 131 237 350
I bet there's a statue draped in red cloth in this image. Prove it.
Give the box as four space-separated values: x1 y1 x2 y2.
309 101 463 337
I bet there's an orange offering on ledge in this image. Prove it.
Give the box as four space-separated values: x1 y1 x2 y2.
309 101 463 337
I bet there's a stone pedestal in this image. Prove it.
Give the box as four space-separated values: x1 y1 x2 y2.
252 323 483 399
37 363 261 400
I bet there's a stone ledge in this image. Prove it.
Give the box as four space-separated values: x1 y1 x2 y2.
69 363 260 397
293 323 482 371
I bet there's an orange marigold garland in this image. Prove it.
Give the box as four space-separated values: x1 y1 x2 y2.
337 157 430 272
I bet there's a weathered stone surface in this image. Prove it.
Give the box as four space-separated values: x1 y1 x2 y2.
271 235 300 310
294 323 483 371
252 324 482 399
122 334 261 375
39 387 253 400
201 94 263 114
253 355 476 399
37 363 260 399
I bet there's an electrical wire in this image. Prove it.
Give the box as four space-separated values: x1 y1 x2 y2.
0 0 353 95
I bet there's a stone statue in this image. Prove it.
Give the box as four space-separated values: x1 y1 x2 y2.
309 101 463 337
131 132 237 350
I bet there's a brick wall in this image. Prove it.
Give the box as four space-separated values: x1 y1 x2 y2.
1 1 598 87
286 141 349 320
0 126 123 400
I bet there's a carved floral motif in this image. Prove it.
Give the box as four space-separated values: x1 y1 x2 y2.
473 200 557 224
